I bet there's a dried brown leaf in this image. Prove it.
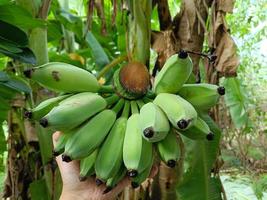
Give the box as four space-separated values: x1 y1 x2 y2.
215 32 239 76
151 31 177 69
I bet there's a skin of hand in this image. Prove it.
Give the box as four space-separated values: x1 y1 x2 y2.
53 131 158 200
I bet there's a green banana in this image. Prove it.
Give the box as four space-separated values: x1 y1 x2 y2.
186 72 197 84
131 154 153 188
95 117 127 182
24 94 71 120
24 62 100 93
53 132 71 156
123 113 153 177
139 102 170 142
153 51 193 94
62 109 116 161
79 149 98 181
154 93 197 130
39 92 106 131
157 130 180 168
178 83 225 111
103 164 127 194
95 99 129 182
179 117 214 140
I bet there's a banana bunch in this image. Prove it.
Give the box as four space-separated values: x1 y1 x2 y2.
24 51 224 192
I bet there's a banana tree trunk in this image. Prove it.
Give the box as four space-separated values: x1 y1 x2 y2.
3 0 61 199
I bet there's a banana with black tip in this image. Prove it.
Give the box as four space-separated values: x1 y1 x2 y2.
156 129 180 168
179 117 214 141
139 102 170 142
153 51 193 94
39 92 106 131
178 83 225 111
154 93 197 130
24 62 100 93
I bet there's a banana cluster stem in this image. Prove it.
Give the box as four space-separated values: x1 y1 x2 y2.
97 55 128 80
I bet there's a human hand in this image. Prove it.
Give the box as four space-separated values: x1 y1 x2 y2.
53 131 158 200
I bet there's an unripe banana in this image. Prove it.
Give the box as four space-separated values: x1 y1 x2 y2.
53 132 71 156
153 51 193 94
139 102 170 142
95 117 127 182
156 130 180 168
179 117 214 141
131 154 153 188
24 62 100 93
123 113 153 177
103 164 127 194
154 93 197 130
79 149 98 181
24 94 71 120
62 109 116 161
178 83 225 111
39 92 106 131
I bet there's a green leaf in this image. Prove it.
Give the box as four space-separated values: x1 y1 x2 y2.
177 113 222 200
54 9 83 41
0 4 45 29
29 179 50 200
0 40 23 53
0 47 36 64
0 19 28 47
2 78 31 94
0 84 16 98
0 0 11 6
47 20 63 42
0 124 7 154
0 71 9 82
85 31 110 70
223 77 249 128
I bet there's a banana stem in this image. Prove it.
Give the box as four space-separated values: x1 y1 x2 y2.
130 101 139 114
145 90 156 99
121 100 130 118
105 94 120 106
97 55 128 80
143 97 152 103
98 85 114 93
112 98 125 114
136 99 145 109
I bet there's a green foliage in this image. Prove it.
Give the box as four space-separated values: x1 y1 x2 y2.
29 179 50 200
223 77 249 129
0 20 36 64
0 4 45 29
177 113 222 199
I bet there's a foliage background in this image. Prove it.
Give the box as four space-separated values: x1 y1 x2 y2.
0 0 266 199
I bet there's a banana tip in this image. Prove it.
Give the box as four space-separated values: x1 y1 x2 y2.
131 182 140 189
217 86 225 95
127 169 138 177
23 69 33 78
206 132 215 141
24 110 32 119
61 154 72 162
167 160 176 168
39 118 48 127
178 50 188 59
52 150 60 157
177 119 189 129
95 178 103 186
143 127 154 138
